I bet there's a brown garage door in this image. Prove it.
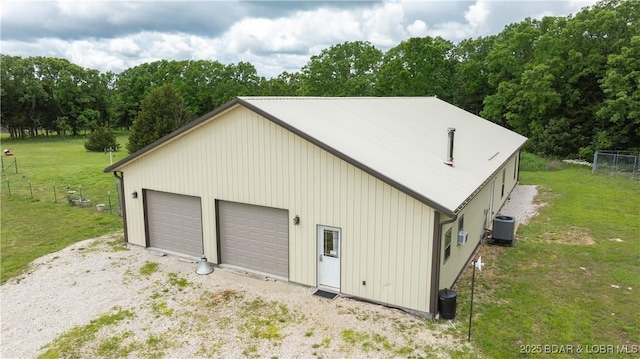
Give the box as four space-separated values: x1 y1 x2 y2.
145 190 203 257
218 201 289 278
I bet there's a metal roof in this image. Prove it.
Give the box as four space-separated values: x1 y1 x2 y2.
106 97 527 216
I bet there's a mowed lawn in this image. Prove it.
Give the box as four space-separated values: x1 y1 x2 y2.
455 164 640 358
1 133 127 283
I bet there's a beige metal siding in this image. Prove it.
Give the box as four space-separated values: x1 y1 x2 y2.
120 105 436 313
439 153 520 289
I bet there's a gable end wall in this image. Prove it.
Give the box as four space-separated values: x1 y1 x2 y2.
119 106 436 313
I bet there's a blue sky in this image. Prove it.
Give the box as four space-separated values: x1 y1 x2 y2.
0 0 598 77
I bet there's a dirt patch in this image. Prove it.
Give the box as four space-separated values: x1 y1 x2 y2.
1 233 472 358
542 226 596 245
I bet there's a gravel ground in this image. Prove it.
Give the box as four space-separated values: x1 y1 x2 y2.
497 185 541 225
1 234 471 358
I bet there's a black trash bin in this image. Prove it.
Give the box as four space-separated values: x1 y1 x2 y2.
438 288 457 319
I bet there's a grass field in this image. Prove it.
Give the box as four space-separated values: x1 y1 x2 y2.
0 132 128 283
454 162 640 358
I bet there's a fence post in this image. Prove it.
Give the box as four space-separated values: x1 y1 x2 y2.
14 158 18 174
6 177 10 195
29 180 33 199
53 183 57 202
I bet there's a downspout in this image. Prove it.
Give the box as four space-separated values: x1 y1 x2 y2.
113 171 129 244
429 211 458 316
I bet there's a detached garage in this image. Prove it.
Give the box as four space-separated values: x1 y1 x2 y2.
106 97 526 317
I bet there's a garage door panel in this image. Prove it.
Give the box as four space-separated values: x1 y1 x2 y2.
218 201 289 278
146 190 203 257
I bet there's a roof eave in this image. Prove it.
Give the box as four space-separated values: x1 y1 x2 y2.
452 140 528 214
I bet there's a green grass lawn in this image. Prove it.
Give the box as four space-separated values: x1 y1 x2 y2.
0 132 128 283
455 164 640 358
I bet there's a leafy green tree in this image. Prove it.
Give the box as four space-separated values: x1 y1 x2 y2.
212 61 260 106
481 19 545 127
299 41 383 96
482 0 639 156
127 84 192 153
112 62 158 129
174 60 224 116
596 35 640 151
450 36 496 115
77 108 100 135
84 126 119 152
258 71 302 96
376 36 457 101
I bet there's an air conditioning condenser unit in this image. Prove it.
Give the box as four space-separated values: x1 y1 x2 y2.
457 231 468 245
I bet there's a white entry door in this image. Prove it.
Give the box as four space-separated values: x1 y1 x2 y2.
318 226 341 291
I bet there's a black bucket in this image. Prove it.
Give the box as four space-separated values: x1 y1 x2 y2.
438 288 457 319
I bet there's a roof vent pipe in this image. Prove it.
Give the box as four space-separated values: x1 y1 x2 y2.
445 127 456 167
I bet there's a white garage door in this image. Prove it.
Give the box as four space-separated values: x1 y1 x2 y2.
218 201 289 278
146 190 203 257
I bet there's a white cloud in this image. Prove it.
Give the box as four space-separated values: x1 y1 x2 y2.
464 0 490 32
406 20 428 37
66 41 127 72
108 38 141 57
361 2 407 46
55 0 111 20
219 7 363 57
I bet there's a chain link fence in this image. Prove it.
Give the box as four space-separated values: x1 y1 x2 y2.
592 150 640 179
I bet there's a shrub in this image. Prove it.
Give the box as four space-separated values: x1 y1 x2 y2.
546 160 568 171
84 126 119 152
519 152 548 172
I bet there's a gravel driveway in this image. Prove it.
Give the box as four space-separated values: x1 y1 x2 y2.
1 234 471 358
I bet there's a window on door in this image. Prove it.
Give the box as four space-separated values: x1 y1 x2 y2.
444 228 452 263
323 229 339 258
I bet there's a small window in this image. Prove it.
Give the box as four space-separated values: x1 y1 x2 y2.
501 169 506 198
444 228 452 262
323 229 339 258
457 215 465 246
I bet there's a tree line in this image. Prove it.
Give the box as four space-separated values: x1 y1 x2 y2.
1 0 638 158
